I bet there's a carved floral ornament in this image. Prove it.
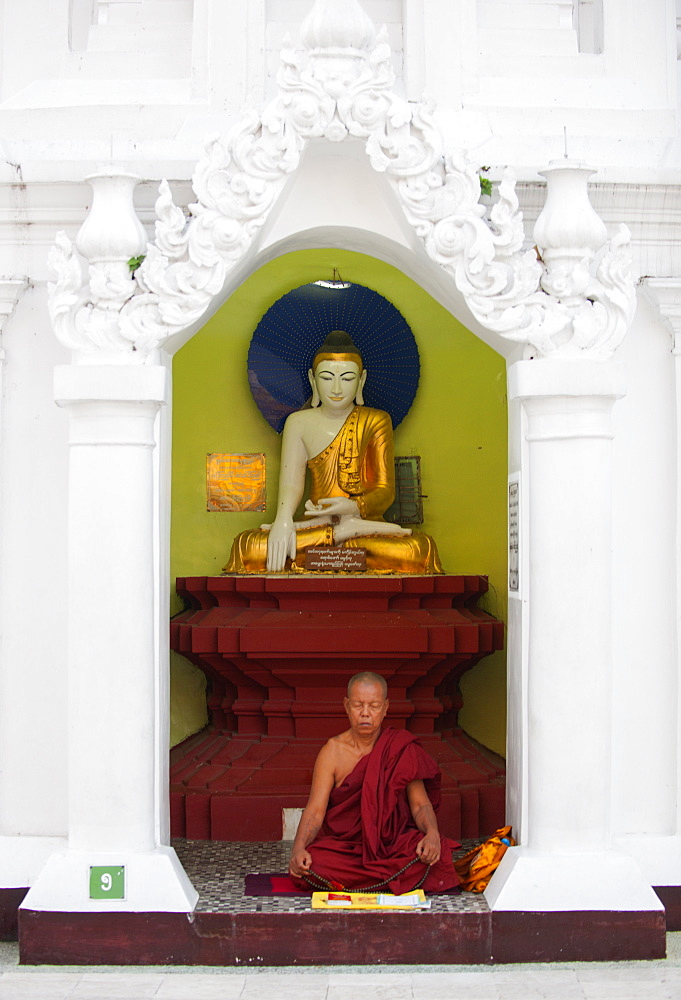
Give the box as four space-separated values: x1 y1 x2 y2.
47 0 636 365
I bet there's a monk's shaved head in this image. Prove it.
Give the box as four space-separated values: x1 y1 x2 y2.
347 671 387 699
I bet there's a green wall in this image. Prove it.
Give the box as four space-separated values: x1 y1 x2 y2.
170 249 508 755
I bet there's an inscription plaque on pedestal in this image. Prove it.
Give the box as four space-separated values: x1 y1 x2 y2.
304 547 367 572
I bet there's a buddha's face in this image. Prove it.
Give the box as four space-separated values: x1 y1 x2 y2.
308 359 367 411
344 680 389 738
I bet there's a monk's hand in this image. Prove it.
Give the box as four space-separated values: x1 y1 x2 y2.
289 848 312 877
416 832 441 865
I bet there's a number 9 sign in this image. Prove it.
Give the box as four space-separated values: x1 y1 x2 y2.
89 866 125 899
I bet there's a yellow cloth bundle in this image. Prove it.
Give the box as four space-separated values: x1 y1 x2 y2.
453 826 515 893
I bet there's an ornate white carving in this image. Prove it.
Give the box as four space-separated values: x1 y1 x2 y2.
48 0 636 364
48 174 150 362
301 0 375 50
534 163 608 305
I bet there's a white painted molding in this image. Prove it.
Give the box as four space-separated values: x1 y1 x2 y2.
0 278 28 339
641 277 681 354
46 0 636 365
0 279 29 389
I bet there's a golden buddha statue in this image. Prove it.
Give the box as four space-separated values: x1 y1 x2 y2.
224 331 443 575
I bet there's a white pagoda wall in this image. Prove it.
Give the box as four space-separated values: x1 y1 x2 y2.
0 0 679 890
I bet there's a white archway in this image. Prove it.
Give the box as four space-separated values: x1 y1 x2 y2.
25 0 660 925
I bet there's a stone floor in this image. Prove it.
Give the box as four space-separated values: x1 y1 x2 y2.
174 839 488 913
2 937 681 999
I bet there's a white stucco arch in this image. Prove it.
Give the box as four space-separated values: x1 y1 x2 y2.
47 2 633 368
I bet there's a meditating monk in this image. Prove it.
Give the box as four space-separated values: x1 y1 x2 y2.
223 330 443 574
288 672 460 894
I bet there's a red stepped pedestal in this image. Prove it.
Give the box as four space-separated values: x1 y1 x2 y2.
170 574 505 841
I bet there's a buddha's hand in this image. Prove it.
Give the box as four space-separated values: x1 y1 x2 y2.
304 496 360 518
415 832 441 865
265 519 297 572
289 848 313 877
333 517 412 543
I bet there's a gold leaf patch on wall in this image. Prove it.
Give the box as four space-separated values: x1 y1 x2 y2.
206 453 266 512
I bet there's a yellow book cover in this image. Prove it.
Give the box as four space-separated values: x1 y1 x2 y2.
311 890 430 910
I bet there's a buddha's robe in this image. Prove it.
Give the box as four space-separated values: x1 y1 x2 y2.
224 406 443 574
292 728 460 894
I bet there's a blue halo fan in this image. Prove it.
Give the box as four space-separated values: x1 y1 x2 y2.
247 282 420 433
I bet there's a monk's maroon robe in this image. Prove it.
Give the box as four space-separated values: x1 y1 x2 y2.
295 728 460 894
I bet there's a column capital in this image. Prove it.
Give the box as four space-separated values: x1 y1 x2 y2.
54 364 169 407
508 358 626 402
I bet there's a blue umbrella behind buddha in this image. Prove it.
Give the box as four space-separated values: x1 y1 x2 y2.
247 281 420 433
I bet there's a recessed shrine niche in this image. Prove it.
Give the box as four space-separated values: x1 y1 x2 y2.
169 247 507 840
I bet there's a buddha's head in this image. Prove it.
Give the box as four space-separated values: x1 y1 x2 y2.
308 330 367 409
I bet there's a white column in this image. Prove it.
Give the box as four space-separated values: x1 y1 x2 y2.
617 277 681 888
22 365 197 913
653 281 681 849
486 359 662 912
0 280 64 889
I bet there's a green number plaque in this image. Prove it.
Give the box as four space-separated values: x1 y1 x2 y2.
89 866 125 900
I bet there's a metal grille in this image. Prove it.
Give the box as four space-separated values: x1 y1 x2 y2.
384 455 425 525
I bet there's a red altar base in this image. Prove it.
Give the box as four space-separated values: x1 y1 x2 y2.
170 574 506 841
